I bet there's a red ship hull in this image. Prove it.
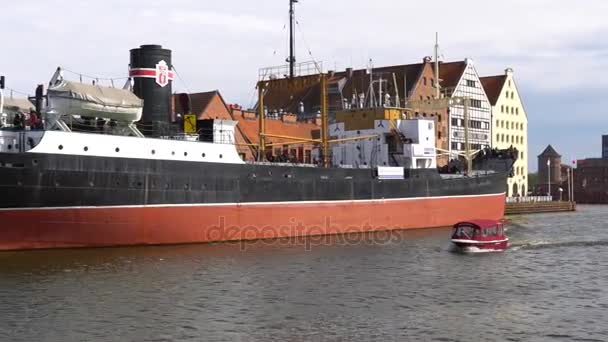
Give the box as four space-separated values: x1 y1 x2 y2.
0 193 505 251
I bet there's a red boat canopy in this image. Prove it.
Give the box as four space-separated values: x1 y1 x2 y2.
454 220 502 229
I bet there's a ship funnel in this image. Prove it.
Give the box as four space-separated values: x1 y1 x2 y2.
129 44 174 137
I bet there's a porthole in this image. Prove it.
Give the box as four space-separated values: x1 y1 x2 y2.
219 154 223 159
32 159 38 166
115 147 120 153
137 182 142 187
171 151 175 156
58 145 63 150
202 153 206 158
84 146 89 152
151 150 156 155
184 152 188 157
7 145 12 150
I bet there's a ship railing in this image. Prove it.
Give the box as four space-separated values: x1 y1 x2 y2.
247 161 318 168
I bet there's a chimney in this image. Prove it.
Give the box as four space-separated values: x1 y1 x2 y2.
346 67 354 78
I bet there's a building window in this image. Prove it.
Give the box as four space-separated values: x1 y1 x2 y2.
511 107 514 114
511 92 515 99
438 114 442 122
423 77 427 86
501 105 504 113
452 118 459 127
516 108 519 115
521 152 524 159
509 80 512 87
466 80 476 87
431 78 435 86
496 134 500 141
470 99 482 108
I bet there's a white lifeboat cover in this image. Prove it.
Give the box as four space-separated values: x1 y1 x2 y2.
47 80 143 121
2 97 34 113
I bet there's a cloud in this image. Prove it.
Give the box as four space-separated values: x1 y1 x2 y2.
3 0 607 161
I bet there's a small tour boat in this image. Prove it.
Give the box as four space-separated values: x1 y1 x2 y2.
451 220 509 253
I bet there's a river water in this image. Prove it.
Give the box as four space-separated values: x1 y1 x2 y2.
1 205 607 341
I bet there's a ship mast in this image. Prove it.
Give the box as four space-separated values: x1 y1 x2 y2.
434 32 441 99
287 0 298 78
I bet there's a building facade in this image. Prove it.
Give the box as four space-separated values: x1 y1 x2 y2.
173 90 320 163
439 60 492 158
481 68 529 197
537 145 562 199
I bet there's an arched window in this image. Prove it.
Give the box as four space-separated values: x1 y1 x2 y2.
423 77 427 86
516 108 519 115
501 105 504 113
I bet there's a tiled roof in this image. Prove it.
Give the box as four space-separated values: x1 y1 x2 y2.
438 61 467 88
174 90 223 116
262 62 428 113
234 115 320 146
480 75 507 106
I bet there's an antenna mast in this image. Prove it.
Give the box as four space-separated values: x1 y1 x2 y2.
434 32 441 98
288 0 298 78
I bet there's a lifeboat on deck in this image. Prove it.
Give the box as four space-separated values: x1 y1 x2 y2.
451 220 509 253
46 79 143 122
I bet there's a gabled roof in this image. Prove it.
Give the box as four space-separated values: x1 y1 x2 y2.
438 61 467 88
174 90 228 117
479 75 507 106
539 145 561 158
261 62 429 113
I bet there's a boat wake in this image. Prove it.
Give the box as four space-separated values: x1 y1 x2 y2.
510 239 608 251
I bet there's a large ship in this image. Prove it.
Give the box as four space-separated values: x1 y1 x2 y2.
0 45 516 251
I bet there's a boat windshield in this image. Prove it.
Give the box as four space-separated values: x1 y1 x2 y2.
453 225 476 239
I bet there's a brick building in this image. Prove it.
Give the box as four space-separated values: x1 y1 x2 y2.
261 58 450 165
173 90 320 162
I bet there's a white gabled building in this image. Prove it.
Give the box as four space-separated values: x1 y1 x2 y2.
438 59 493 157
481 68 529 197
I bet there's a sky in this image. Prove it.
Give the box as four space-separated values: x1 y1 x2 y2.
3 0 608 171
